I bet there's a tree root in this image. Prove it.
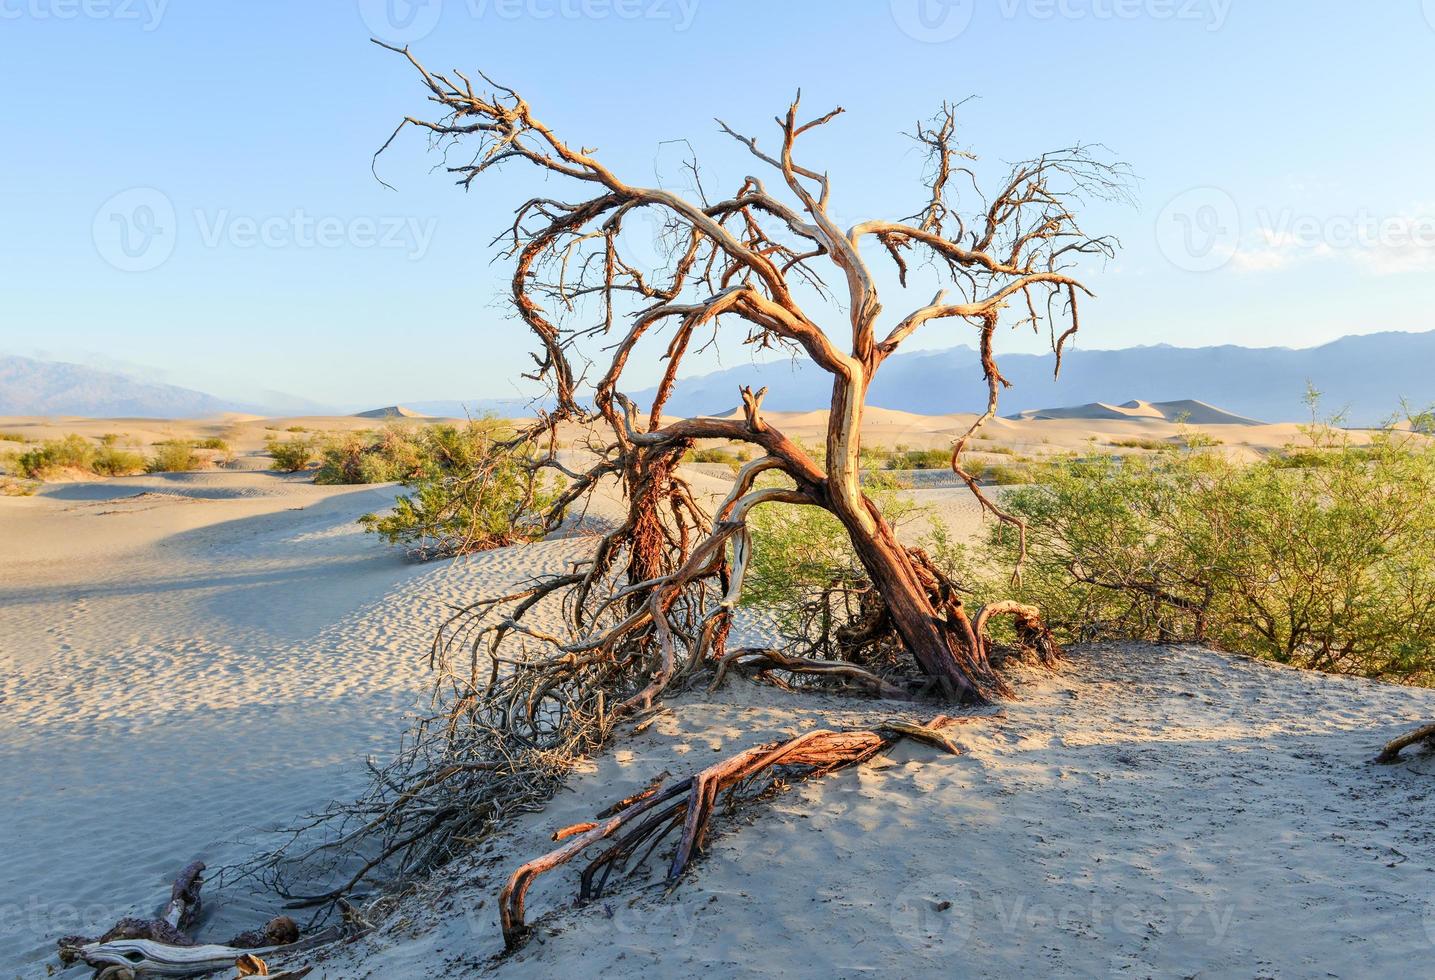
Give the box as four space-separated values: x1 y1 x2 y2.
498 715 966 948
1374 722 1435 764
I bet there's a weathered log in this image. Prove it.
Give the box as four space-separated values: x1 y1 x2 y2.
1374 722 1435 764
73 938 288 977
498 715 966 948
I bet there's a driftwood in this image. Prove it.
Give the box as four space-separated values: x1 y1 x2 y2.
57 862 306 977
1374 722 1435 764
499 715 967 948
72 939 290 978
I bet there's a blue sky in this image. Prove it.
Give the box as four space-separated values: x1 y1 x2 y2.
2 0 1433 408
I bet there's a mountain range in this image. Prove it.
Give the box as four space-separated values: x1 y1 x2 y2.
3 331 1431 425
629 330 1435 427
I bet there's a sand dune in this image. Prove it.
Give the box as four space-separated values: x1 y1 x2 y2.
1011 398 1265 426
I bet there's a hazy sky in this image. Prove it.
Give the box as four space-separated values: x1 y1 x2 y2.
2 0 1433 408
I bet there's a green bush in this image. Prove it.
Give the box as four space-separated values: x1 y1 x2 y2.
146 441 201 473
16 435 98 478
268 436 317 473
315 427 425 485
994 425 1435 683
360 419 559 558
190 437 230 451
11 434 147 478
92 445 148 476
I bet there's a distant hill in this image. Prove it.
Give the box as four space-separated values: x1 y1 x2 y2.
1012 399 1265 426
353 405 426 420
629 330 1435 426
0 355 246 418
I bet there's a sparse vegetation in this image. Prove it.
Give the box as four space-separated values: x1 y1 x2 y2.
1108 437 1176 451
360 419 559 558
0 431 31 443
267 436 317 473
145 441 201 473
996 421 1435 684
314 427 425 485
12 434 147 479
684 445 754 470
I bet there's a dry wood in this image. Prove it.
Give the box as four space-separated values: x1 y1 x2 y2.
1374 722 1435 764
498 715 966 948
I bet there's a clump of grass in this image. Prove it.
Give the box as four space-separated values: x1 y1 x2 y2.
1108 437 1176 451
189 436 230 451
885 447 951 470
684 444 754 471
0 431 31 444
286 425 309 433
10 434 147 479
1 476 38 496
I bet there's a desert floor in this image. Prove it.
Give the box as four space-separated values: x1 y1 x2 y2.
0 411 1427 978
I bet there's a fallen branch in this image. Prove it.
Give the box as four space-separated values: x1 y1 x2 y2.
498 715 966 948
1374 722 1435 764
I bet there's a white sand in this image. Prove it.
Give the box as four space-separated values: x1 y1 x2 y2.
296 645 1435 979
0 463 614 974
3 414 1431 978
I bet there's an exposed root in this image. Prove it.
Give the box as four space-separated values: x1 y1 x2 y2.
1374 722 1435 764
498 715 967 949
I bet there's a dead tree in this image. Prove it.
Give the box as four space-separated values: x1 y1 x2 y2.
237 45 1125 912
373 40 1126 705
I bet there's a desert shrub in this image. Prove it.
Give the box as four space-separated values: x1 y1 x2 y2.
286 425 309 433
268 436 317 473
995 425 1435 683
12 434 147 478
16 435 97 478
360 419 559 558
91 445 147 476
146 440 201 473
0 431 31 443
314 427 427 485
189 436 230 451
